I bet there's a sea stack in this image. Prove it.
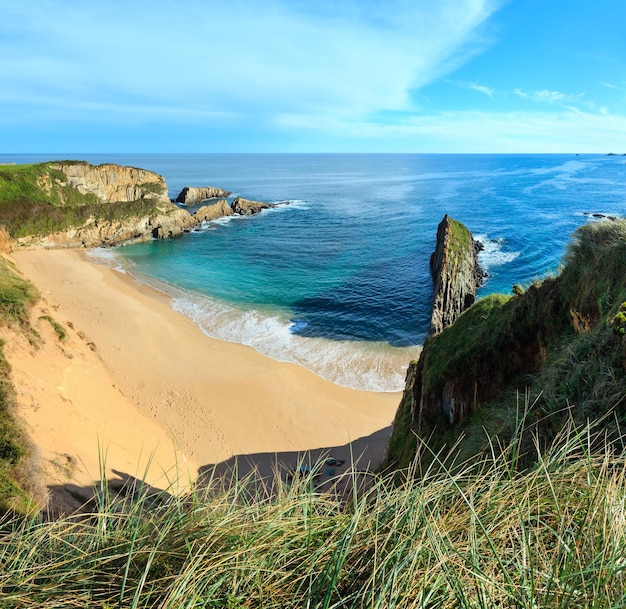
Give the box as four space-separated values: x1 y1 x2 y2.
428 214 486 335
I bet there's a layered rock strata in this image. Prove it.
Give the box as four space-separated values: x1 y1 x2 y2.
50 162 170 205
18 207 197 249
175 186 232 204
382 216 490 469
429 214 486 335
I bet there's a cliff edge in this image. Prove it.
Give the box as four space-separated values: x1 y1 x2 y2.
383 218 626 473
0 161 285 249
50 161 171 205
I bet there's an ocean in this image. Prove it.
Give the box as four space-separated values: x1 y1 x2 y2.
3 153 626 391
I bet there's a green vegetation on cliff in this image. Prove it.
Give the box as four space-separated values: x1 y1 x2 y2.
0 162 170 239
0 257 41 515
384 219 626 472
445 216 473 265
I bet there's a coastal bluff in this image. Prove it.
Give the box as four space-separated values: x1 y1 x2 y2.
384 218 626 473
0 161 282 249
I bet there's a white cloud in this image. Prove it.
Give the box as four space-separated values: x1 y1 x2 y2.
514 88 584 104
470 83 494 97
276 107 626 153
456 81 495 98
0 0 502 125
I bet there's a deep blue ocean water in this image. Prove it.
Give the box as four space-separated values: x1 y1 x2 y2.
3 153 626 391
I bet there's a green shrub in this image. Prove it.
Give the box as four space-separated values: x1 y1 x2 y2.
611 302 626 335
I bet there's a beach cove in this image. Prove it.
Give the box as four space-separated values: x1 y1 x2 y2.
8 248 400 507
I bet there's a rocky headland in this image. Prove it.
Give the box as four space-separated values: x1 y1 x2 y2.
49 161 171 205
0 161 282 249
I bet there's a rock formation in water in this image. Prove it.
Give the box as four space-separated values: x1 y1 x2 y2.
383 216 498 469
175 186 232 204
429 214 486 336
230 197 275 215
1 161 286 249
193 200 234 222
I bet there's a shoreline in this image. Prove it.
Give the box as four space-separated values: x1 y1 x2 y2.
87 247 418 394
9 248 401 501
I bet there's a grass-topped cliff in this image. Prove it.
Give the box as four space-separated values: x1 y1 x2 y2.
0 161 193 246
384 218 626 472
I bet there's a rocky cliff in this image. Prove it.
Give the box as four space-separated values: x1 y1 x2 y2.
49 162 170 205
429 215 486 335
0 161 287 249
175 186 232 204
19 205 197 249
383 219 626 473
0 161 196 248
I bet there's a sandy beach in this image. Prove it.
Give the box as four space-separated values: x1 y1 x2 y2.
7 249 401 505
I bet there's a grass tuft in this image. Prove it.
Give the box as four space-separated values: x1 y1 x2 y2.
38 315 67 341
0 420 625 607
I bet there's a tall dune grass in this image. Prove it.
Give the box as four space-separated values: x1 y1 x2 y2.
1 418 625 608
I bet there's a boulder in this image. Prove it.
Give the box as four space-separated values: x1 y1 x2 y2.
230 197 274 215
193 200 234 222
175 186 232 204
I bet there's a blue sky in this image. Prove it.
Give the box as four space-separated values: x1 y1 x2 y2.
1 0 625 153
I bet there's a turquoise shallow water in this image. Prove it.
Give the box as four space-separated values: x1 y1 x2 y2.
5 153 626 391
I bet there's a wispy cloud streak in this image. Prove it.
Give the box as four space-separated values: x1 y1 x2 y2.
0 1 501 125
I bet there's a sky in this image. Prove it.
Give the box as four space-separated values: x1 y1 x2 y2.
1 0 625 153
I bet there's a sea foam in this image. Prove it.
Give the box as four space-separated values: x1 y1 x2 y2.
476 234 520 270
169 289 419 393
87 250 416 392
